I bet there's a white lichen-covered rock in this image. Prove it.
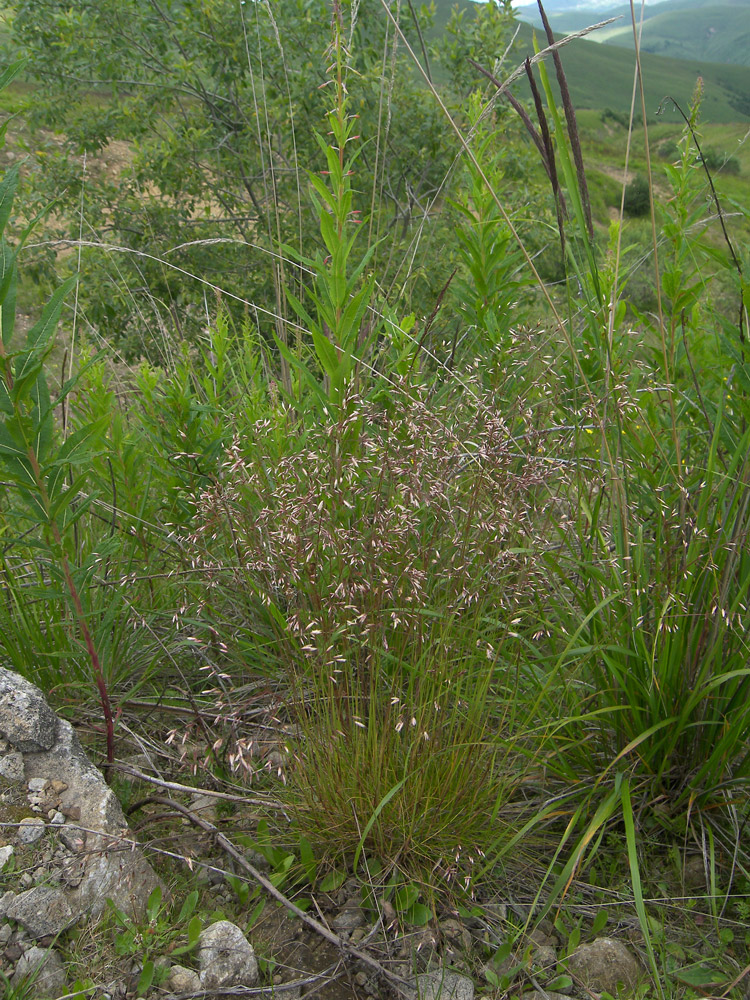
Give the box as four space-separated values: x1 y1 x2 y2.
405 969 474 1000
7 887 76 939
0 670 58 753
198 920 259 989
566 937 643 995
10 946 67 998
0 667 163 932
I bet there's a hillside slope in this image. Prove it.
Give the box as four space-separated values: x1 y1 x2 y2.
515 0 750 65
430 1 750 121
511 19 750 119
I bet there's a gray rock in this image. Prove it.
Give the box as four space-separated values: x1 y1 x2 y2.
189 793 217 823
168 964 202 992
0 890 16 918
0 668 162 948
6 887 76 939
10 945 67 998
682 854 707 891
0 923 11 946
332 901 366 934
532 945 558 971
56 825 85 853
566 937 643 995
19 676 163 921
0 670 58 753
521 993 572 1000
198 920 258 989
405 969 474 1000
17 816 46 845
0 751 24 782
440 919 472 950
0 844 13 869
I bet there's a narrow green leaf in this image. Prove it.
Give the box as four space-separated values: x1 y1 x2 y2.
548 975 574 992
31 372 53 463
311 326 341 380
674 965 721 987
319 870 346 893
621 779 662 997
177 890 199 923
137 960 155 995
393 884 419 912
299 836 317 885
590 909 608 936
0 165 19 239
51 415 109 466
404 902 432 927
352 778 405 874
146 885 162 922
186 914 202 946
0 59 27 94
1 248 16 345
25 275 77 355
246 898 266 931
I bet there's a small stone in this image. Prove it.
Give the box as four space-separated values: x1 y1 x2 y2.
4 943 22 961
407 969 474 1000
0 891 16 918
0 845 14 870
17 817 45 845
566 937 643 996
60 804 80 821
189 793 217 822
49 812 65 826
0 752 24 783
532 945 557 971
154 955 171 975
27 778 48 794
332 902 365 934
0 924 10 947
521 992 572 1000
198 920 258 989
20 873 34 888
482 902 507 922
49 780 68 795
168 964 201 992
11 945 67 997
57 826 84 852
440 919 472 950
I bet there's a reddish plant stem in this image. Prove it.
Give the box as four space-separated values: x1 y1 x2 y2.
26 445 115 769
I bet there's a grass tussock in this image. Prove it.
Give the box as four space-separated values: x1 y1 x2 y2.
0 1 750 995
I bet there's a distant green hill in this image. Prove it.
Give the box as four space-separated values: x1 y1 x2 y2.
512 19 750 120
429 1 750 121
515 0 750 65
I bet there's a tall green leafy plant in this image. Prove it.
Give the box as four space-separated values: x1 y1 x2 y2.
279 0 378 417
450 94 530 363
0 65 114 761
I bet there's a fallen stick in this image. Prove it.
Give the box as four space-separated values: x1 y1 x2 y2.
146 795 412 992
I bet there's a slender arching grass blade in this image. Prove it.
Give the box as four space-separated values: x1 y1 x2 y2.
621 778 662 998
352 778 406 875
